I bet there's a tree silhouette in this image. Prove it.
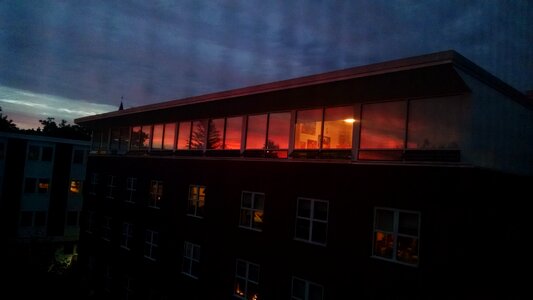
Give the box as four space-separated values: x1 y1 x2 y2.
207 120 223 149
0 107 18 132
189 121 206 149
264 139 279 150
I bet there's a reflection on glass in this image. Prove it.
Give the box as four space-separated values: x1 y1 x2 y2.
323 106 353 149
208 119 224 150
152 124 163 149
163 123 176 150
140 125 151 150
407 96 465 149
267 112 290 149
374 231 394 259
130 126 142 150
360 101 407 149
177 121 191 150
225 117 242 149
396 235 419 264
190 120 206 150
246 114 267 149
295 109 322 149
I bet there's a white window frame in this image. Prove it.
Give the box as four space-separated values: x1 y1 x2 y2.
125 177 137 203
234 259 260 300
372 207 421 267
182 241 201 279
187 185 206 218
294 197 329 246
291 276 324 300
144 229 159 261
148 180 163 209
121 222 134 250
239 191 265 232
123 275 134 300
106 175 116 199
102 216 112 241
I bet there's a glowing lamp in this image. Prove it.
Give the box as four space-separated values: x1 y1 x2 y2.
343 118 356 123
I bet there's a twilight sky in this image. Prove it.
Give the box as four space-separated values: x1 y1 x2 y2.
1 0 531 129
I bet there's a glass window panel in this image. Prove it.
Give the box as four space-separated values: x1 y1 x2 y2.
91 130 102 151
295 218 310 240
397 236 419 264
140 125 151 149
407 96 466 149
192 245 200 260
236 260 247 277
399 212 419 236
152 124 163 149
292 278 306 299
242 192 252 208
234 278 246 297
247 282 259 299
375 209 394 232
295 109 322 149
297 199 311 218
248 264 259 282
41 147 53 161
324 106 354 149
240 210 252 227
360 101 407 149
191 260 200 277
246 114 267 149
177 121 191 150
311 221 327 244
253 194 264 210
207 119 224 149
267 112 291 149
313 201 328 221
110 128 120 151
38 178 49 193
190 120 206 150
374 231 394 259
252 211 263 230
163 123 176 150
119 127 130 152
130 126 141 150
225 116 242 149
308 283 323 300
184 242 192 257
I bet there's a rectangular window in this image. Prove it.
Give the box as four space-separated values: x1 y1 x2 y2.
323 106 354 149
291 277 324 300
72 149 84 164
28 145 39 160
130 126 142 150
225 116 242 149
144 229 159 261
70 179 82 194
163 123 176 150
140 125 151 150
66 211 79 226
102 216 112 241
246 114 267 149
24 178 36 193
119 127 130 153
149 180 163 208
267 112 291 151
294 198 328 246
121 222 134 250
373 207 420 266
295 109 322 150
152 124 164 150
177 121 192 150
234 259 260 300
106 175 116 199
207 118 224 150
125 177 137 203
239 191 265 231
190 120 207 150
246 112 291 158
20 211 33 227
34 211 47 227
182 241 201 279
38 178 50 193
86 211 95 233
89 173 99 195
41 146 53 161
187 185 206 218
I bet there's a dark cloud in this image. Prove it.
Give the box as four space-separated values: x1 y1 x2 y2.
0 0 531 127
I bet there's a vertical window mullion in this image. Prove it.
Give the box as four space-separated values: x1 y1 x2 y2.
319 108 325 150
393 211 399 261
265 113 271 152
309 200 314 241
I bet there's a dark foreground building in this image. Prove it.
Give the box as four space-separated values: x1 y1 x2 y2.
75 51 532 299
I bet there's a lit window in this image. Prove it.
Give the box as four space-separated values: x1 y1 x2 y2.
140 125 152 150
144 229 159 261
149 180 163 208
239 191 265 231
294 198 328 246
70 179 81 194
125 177 137 203
225 116 242 149
38 178 50 193
234 259 260 300
106 175 116 199
295 109 322 149
102 216 112 241
245 114 267 149
121 222 134 250
177 121 192 150
291 277 323 300
182 241 200 279
152 124 164 150
295 106 353 150
163 123 176 150
187 185 206 218
373 207 420 266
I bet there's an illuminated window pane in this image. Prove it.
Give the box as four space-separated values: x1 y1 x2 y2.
246 114 267 149
374 231 394 259
70 180 81 194
295 109 322 149
396 236 419 264
240 191 264 231
187 185 206 218
140 125 151 149
152 124 163 149
360 101 407 149
267 112 291 149
38 178 49 193
190 120 207 150
323 106 353 149
163 123 176 150
224 116 242 149
407 96 466 149
177 121 191 150
207 119 224 149
234 259 260 300
130 126 142 150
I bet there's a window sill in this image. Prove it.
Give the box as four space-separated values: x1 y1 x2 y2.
370 255 418 268
293 238 327 247
181 272 199 280
238 225 262 232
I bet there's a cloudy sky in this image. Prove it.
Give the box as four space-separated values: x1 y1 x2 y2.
1 0 531 129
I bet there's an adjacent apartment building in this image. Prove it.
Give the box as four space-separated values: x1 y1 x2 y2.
75 50 532 299
0 132 89 268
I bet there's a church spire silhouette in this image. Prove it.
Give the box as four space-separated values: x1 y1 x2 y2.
119 96 124 111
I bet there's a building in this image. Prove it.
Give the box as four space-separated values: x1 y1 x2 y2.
75 50 532 299
0 132 89 270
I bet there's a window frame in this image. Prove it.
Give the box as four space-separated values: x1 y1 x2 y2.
144 229 159 261
294 197 329 246
125 177 137 203
239 191 265 232
102 216 112 241
121 222 134 250
106 175 117 199
148 180 163 209
182 241 201 279
187 185 206 218
233 259 260 300
291 276 324 300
